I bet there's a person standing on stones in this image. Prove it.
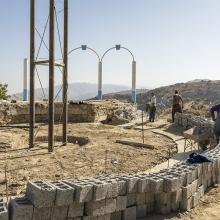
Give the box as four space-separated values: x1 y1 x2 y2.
211 104 220 143
149 93 157 122
172 90 183 123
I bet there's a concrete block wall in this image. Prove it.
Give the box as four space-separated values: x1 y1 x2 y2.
174 112 214 130
6 144 220 220
0 101 133 124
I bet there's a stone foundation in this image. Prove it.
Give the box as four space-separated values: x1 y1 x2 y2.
4 144 220 220
0 100 133 124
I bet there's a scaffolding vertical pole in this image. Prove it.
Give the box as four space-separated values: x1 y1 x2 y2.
29 0 35 149
48 0 55 152
63 0 68 145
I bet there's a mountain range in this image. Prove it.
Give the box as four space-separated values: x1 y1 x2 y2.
12 83 131 101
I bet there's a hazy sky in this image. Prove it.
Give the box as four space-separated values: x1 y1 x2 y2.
1 0 220 94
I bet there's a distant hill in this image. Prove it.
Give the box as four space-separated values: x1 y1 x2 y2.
104 80 220 107
102 89 149 101
12 83 130 101
187 79 210 83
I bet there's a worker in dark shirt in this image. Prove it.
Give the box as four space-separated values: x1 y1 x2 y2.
210 104 220 143
172 90 183 123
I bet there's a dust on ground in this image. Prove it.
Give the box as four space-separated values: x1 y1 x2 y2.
0 123 175 197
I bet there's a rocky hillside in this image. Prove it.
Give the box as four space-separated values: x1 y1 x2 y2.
104 80 220 117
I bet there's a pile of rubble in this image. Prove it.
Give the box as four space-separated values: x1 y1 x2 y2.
3 144 220 220
102 107 142 126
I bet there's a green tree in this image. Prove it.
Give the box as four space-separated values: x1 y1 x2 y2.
0 84 9 100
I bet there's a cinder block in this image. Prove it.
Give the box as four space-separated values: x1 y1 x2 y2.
137 177 150 193
93 181 111 201
26 181 56 208
111 211 122 220
158 204 171 215
171 189 182 204
105 198 116 214
155 192 171 206
51 205 68 220
171 202 180 212
64 180 93 203
68 202 84 218
180 196 192 211
191 179 198 195
126 194 136 207
9 197 33 220
85 200 106 216
136 205 147 218
182 184 192 199
136 193 146 205
117 180 127 196
168 170 187 186
120 175 138 193
0 202 8 220
163 176 181 192
149 176 163 192
97 214 111 220
122 206 136 220
198 185 204 197
116 196 127 211
32 207 52 220
145 192 154 204
105 180 119 198
146 202 154 213
50 181 74 206
192 192 200 208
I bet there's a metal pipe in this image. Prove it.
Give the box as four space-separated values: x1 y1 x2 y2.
98 61 102 100
132 61 136 103
29 0 35 149
63 0 68 145
48 0 55 152
23 58 29 101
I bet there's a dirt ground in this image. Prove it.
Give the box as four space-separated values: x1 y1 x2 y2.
0 123 175 197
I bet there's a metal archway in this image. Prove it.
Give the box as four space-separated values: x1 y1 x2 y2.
68 45 101 99
100 45 136 103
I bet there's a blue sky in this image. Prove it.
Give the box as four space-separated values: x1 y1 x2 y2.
1 0 220 94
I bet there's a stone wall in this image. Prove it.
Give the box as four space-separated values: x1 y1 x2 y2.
3 144 220 220
0 100 133 124
174 112 214 130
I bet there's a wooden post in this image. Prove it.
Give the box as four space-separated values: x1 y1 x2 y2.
63 0 68 145
48 0 55 152
29 0 35 149
4 166 8 202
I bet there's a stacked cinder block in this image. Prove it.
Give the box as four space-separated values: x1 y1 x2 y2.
174 113 214 130
8 144 220 220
